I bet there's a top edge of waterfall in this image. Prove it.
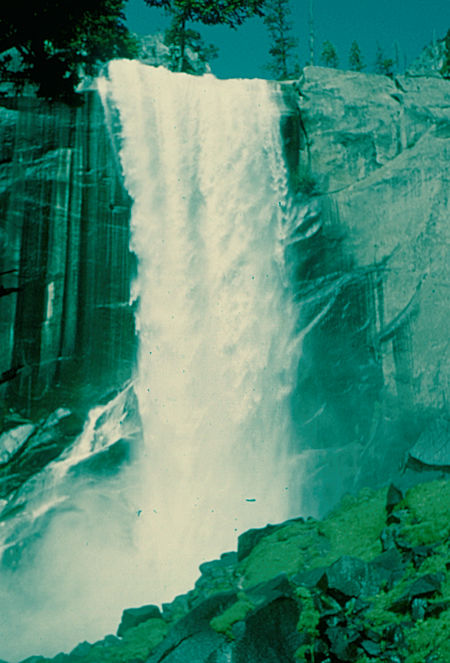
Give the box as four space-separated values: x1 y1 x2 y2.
97 58 288 89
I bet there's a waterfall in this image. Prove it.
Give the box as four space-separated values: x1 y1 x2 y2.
0 61 302 661
101 60 301 589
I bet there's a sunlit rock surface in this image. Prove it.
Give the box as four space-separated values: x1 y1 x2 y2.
282 67 450 511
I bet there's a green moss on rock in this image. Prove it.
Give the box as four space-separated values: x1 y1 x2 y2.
210 593 255 638
316 486 387 565
70 619 168 663
400 480 450 546
237 520 326 587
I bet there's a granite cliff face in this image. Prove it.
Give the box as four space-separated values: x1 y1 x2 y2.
281 67 450 511
0 66 449 507
0 93 135 420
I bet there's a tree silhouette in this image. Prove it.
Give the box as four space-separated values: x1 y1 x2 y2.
348 40 365 71
441 28 450 78
374 42 394 76
144 0 265 72
263 0 300 79
321 40 338 68
0 1 138 102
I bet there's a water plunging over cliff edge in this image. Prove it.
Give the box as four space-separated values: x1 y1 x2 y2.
99 59 304 597
0 61 303 660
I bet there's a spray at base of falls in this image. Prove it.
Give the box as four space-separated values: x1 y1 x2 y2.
0 61 302 661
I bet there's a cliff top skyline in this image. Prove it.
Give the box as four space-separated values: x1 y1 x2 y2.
126 0 450 79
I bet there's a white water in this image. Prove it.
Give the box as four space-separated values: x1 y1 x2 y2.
0 62 302 661
101 60 301 590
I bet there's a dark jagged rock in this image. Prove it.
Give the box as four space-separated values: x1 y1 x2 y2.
232 597 302 663
0 407 84 497
386 484 404 524
245 573 293 607
117 604 162 638
148 592 236 663
369 548 405 587
317 555 380 602
407 418 450 473
391 572 444 613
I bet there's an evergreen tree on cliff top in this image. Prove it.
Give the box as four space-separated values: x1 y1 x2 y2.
348 40 365 71
0 0 138 102
321 40 338 68
263 0 300 80
441 28 450 78
144 0 265 72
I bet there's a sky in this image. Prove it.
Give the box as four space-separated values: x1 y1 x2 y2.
125 0 450 79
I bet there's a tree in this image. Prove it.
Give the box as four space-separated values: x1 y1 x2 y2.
321 40 338 68
308 0 315 66
441 28 450 78
348 40 364 71
0 1 138 102
374 42 394 76
163 21 218 73
144 0 265 72
263 0 300 79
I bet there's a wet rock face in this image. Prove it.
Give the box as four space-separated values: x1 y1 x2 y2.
282 68 450 512
0 93 136 419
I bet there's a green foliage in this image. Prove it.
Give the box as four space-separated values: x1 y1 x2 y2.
238 519 326 587
263 0 300 80
399 479 450 546
374 42 394 76
321 40 339 68
348 40 365 71
81 619 169 662
440 28 450 78
210 593 255 638
163 23 218 73
0 1 138 102
317 486 386 564
144 0 265 72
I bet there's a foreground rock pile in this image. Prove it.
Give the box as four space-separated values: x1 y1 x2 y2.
14 477 449 663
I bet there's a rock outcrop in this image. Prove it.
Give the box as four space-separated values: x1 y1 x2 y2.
280 68 450 512
18 477 449 663
0 93 135 420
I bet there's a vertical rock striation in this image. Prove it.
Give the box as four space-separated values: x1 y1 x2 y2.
0 92 135 419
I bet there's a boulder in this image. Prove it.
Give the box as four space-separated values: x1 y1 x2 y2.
117 604 162 638
318 555 380 602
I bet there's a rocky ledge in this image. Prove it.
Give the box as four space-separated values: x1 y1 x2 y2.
13 476 449 663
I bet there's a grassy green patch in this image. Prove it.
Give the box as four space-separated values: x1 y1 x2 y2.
315 486 387 566
210 593 255 638
78 619 168 663
400 480 450 546
405 608 450 663
237 519 326 587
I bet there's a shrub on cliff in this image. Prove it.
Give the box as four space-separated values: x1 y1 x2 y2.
0 1 138 102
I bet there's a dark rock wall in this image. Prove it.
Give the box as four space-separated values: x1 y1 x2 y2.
0 92 135 419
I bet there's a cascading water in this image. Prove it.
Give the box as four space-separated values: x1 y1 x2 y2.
0 61 303 661
101 60 302 587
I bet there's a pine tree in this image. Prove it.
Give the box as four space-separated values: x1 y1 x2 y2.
263 0 300 79
441 28 450 78
321 40 338 68
144 0 265 72
348 40 364 71
374 42 394 76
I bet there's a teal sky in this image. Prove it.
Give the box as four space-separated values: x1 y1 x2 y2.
126 0 450 78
